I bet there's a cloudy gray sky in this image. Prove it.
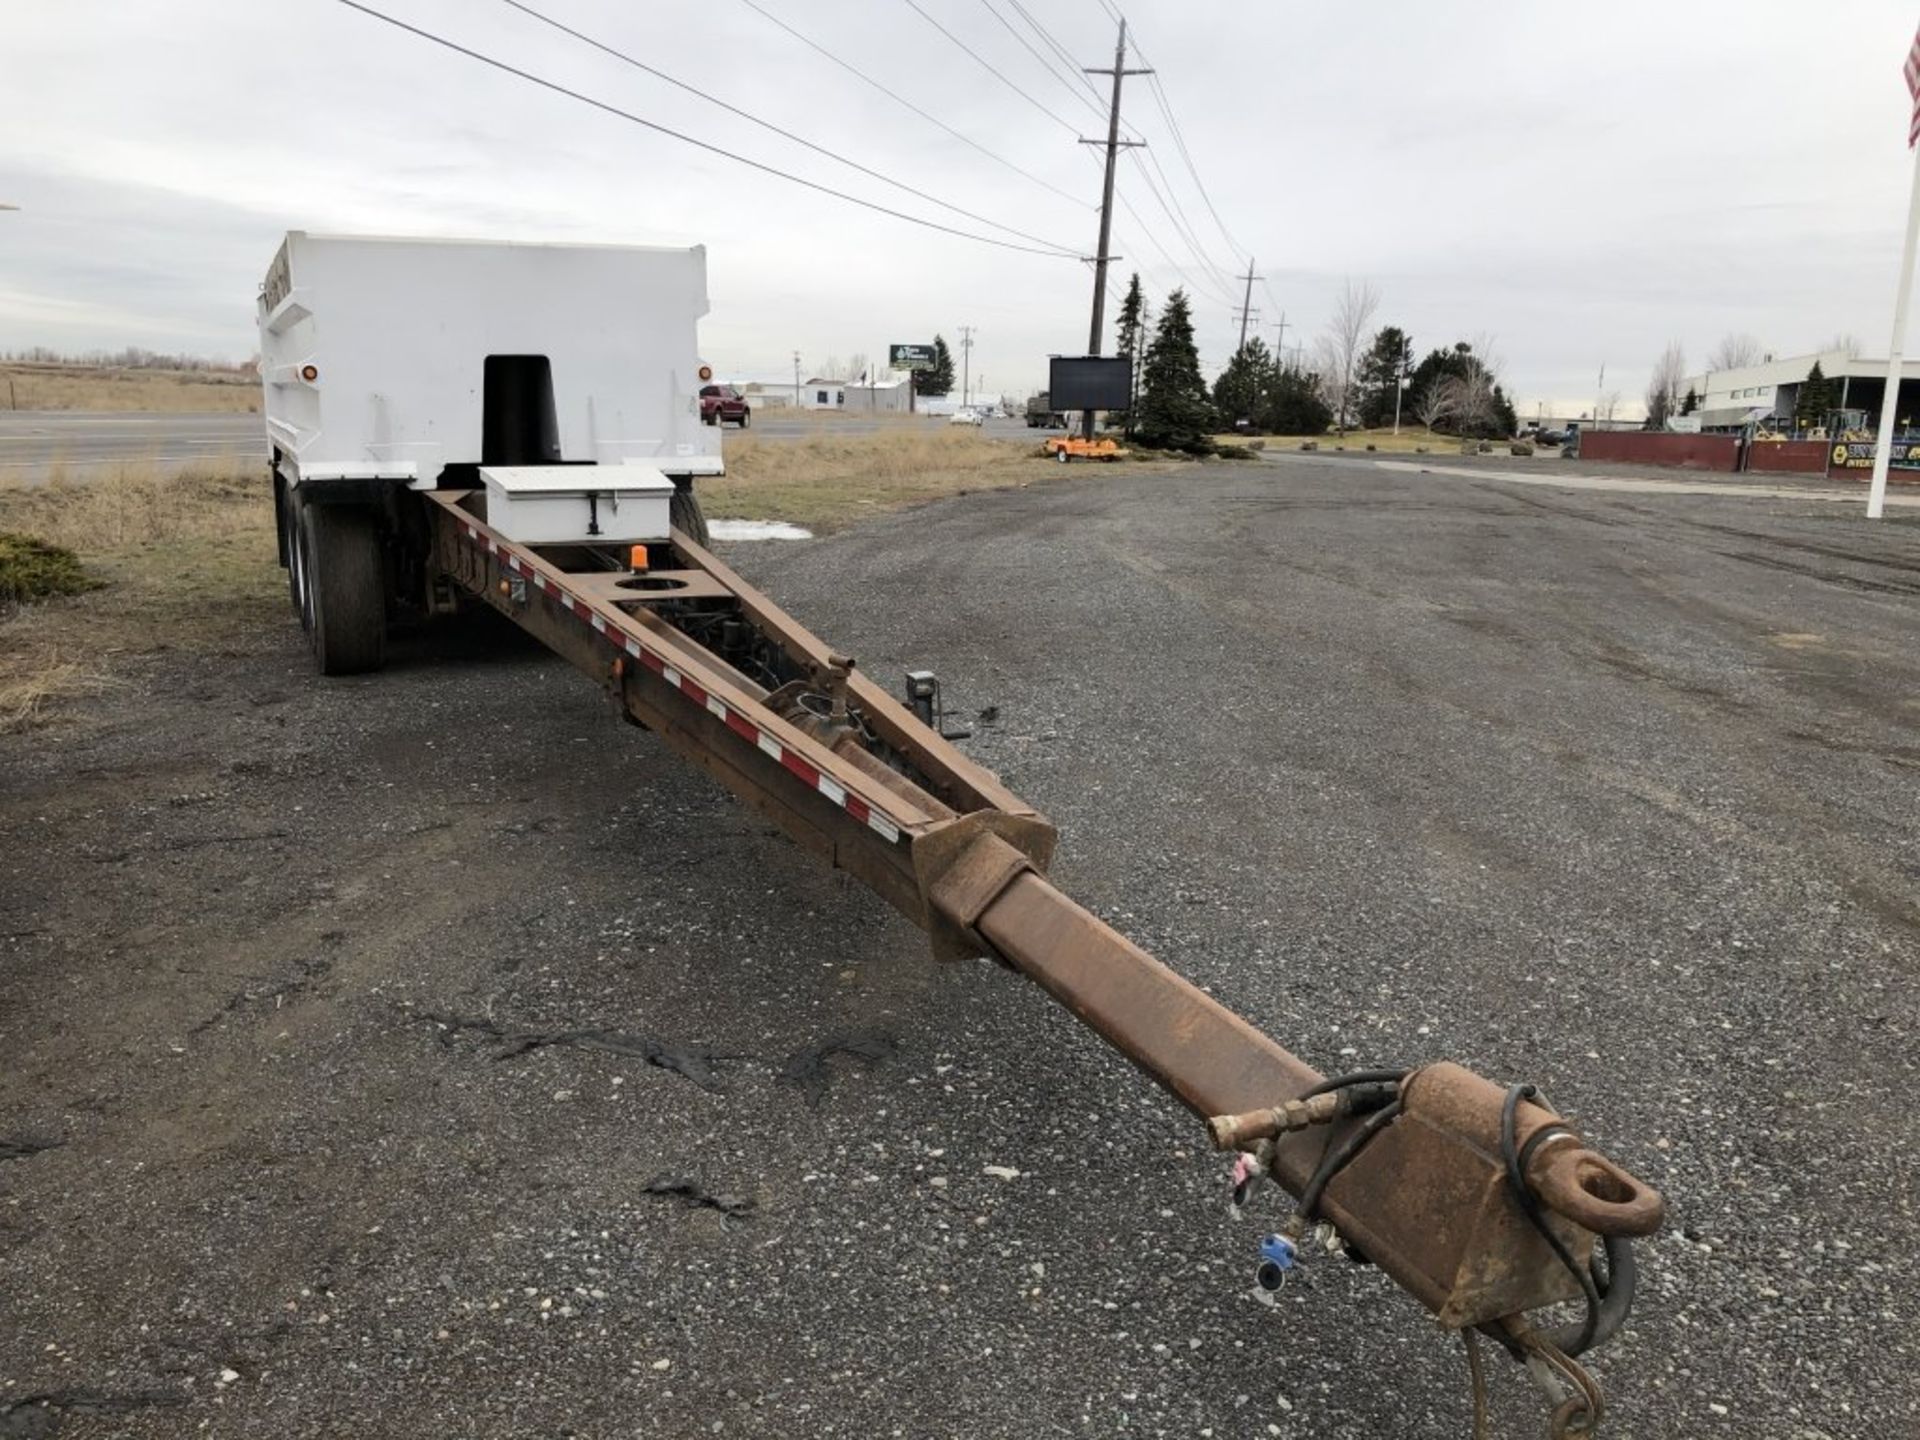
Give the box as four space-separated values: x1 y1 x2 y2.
4 0 1919 407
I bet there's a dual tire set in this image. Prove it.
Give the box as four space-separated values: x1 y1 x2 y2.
279 488 387 676
276 479 712 678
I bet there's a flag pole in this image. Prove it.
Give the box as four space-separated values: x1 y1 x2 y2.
1867 137 1920 518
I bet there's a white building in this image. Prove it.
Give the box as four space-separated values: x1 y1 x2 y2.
1681 348 1899 432
801 376 913 412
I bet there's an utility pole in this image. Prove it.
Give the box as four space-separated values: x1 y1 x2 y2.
1079 19 1150 439
793 350 801 409
1392 344 1407 436
1272 312 1289 368
1233 259 1261 354
959 325 975 408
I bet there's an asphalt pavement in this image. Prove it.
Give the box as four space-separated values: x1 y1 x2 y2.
0 410 1037 481
0 411 263 474
3 456 1916 1438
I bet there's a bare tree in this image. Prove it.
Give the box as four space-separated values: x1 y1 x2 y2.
1824 333 1864 358
1412 377 1458 432
1645 341 1686 429
1315 279 1379 431
1707 333 1764 371
1599 390 1622 425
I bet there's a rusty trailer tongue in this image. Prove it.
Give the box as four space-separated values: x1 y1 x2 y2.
431 490 1665 1437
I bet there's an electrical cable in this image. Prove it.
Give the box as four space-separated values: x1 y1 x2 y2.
1121 152 1240 306
1501 1083 1607 1357
973 0 1106 123
1005 0 1102 101
736 0 1088 208
333 0 1084 260
1302 1067 1408 1099
1297 1097 1402 1221
900 0 1081 134
500 0 1079 254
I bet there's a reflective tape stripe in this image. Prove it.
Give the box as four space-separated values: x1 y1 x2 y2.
456 518 907 844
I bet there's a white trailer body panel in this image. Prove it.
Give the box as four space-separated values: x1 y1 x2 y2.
259 232 723 488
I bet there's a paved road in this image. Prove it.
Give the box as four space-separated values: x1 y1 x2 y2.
5 457 1917 1437
0 410 1039 479
0 410 263 474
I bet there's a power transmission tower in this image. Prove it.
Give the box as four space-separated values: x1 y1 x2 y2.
1079 19 1150 439
1233 259 1261 353
959 325 976 407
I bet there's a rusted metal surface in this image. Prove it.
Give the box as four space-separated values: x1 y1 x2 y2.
427 489 1665 1345
944 839 1662 1326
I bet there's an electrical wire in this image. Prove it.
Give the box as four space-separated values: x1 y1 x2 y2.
1501 1083 1603 1356
1006 0 1103 102
973 0 1106 123
1143 70 1247 261
1121 152 1239 306
900 0 1081 134
333 0 1084 260
736 0 1088 209
499 0 1078 254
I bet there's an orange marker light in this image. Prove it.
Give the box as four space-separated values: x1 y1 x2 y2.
629 544 650 571
697 365 713 381
300 364 319 382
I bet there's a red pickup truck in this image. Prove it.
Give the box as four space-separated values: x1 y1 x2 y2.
699 383 751 428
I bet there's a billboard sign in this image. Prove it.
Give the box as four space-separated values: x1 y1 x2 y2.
1049 355 1132 412
889 343 937 371
1830 439 1920 470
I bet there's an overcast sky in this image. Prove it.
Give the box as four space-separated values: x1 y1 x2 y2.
4 0 1920 407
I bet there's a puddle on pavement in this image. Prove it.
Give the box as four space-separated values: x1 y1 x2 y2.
708 519 814 541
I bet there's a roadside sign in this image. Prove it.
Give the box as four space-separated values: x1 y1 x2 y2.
1049 355 1132 412
890 343 937 371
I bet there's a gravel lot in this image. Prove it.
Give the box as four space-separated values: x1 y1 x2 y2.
3 456 1917 1438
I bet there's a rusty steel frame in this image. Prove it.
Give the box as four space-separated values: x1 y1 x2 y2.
427 489 1664 1342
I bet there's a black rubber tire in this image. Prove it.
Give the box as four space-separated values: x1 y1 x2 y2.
670 486 711 547
281 487 310 628
736 409 751 430
298 502 386 675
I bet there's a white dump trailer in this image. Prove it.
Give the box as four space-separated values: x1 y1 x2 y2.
259 231 721 673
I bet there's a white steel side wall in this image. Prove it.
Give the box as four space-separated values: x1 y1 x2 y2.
259 232 723 486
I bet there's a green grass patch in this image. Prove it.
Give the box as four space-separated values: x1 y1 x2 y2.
0 532 103 610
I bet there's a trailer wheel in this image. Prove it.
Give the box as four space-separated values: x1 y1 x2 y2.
671 486 711 547
282 489 311 628
298 503 386 675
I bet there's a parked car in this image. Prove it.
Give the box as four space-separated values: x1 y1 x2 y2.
949 407 984 426
700 384 751 428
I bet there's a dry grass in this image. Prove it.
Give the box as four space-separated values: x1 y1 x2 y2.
1 363 259 413
0 461 278 730
1216 427 1463 456
707 429 1055 529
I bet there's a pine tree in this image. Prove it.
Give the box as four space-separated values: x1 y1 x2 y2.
920 335 956 397
1796 361 1833 427
1113 274 1149 431
1355 326 1413 428
1212 337 1275 427
1134 289 1214 453
1680 387 1700 416
1258 361 1332 435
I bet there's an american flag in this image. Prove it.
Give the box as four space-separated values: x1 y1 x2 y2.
1907 20 1920 146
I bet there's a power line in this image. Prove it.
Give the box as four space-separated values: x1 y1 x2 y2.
334 0 1083 259
900 0 1080 134
1136 145 1236 283
1121 151 1238 305
736 0 1087 209
973 0 1105 123
1005 0 1103 103
498 0 1074 255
